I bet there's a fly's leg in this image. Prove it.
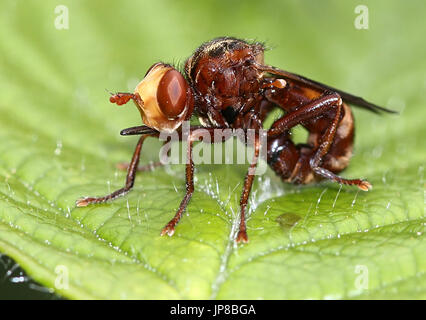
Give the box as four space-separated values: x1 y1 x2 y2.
160 138 194 237
159 127 237 237
76 135 149 207
308 108 372 190
116 139 167 172
157 127 262 241
236 133 261 243
268 92 371 191
76 92 154 207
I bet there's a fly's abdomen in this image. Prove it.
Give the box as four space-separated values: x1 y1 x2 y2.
267 134 300 181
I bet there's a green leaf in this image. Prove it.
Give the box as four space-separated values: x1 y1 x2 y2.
0 0 424 299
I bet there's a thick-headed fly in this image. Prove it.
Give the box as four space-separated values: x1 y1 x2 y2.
76 37 396 243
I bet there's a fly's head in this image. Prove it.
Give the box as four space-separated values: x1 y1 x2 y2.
110 63 194 133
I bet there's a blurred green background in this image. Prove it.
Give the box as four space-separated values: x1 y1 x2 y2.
0 0 424 299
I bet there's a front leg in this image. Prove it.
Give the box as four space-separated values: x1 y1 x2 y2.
76 93 158 206
76 135 150 207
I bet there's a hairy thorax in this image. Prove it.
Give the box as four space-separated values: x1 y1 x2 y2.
185 37 265 127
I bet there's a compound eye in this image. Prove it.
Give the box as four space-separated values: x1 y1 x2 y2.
157 69 188 118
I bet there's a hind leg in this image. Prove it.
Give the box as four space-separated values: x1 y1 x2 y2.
268 92 371 191
308 103 372 191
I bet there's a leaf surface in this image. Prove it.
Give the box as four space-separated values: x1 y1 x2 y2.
0 0 424 299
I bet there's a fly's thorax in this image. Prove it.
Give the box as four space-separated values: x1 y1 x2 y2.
184 38 265 124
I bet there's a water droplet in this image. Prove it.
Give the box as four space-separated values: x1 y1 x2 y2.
276 212 301 231
54 140 62 156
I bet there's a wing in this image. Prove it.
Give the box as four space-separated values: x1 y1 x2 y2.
257 64 398 114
